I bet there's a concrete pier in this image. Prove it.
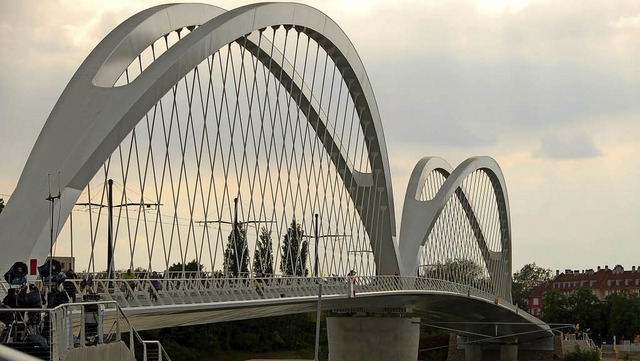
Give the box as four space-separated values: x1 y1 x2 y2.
326 316 420 361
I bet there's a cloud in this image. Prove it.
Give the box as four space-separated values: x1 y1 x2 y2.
0 0 639 272
534 133 601 160
613 13 640 29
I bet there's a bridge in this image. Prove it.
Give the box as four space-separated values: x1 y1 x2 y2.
0 3 552 361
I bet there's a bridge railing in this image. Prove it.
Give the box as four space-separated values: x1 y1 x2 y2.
0 300 171 361
39 275 514 311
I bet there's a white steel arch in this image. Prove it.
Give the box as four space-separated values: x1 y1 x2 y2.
0 3 399 275
399 156 512 301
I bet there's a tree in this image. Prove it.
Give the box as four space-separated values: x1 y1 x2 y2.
568 287 602 334
420 258 487 284
168 259 204 277
541 289 571 324
280 219 308 276
512 263 552 310
606 290 640 340
224 222 249 277
254 227 274 276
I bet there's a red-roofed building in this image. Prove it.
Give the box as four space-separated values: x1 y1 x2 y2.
528 265 640 318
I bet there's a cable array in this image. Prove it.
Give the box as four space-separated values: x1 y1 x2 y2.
56 26 386 278
409 159 512 302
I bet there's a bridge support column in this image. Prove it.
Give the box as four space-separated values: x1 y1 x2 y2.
464 344 483 361
464 342 518 361
500 344 518 361
326 316 419 361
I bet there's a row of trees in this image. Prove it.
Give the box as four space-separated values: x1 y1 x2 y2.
542 288 640 343
512 263 640 343
222 219 309 277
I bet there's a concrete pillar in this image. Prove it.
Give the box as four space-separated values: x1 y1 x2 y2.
464 344 482 361
500 344 518 361
326 316 419 361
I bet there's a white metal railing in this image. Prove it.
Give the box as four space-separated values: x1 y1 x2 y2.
142 340 171 361
0 300 171 361
30 275 513 311
0 275 521 359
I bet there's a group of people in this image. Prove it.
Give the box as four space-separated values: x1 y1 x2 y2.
1 268 78 312
121 269 162 302
1 268 163 313
0 284 43 326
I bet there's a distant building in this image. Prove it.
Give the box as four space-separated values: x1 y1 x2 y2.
528 265 640 318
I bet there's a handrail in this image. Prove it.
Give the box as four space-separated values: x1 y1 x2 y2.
39 275 516 311
0 300 171 361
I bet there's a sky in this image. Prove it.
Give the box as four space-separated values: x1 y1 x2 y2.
0 0 638 274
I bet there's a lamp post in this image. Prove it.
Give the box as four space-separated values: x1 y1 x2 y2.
302 214 350 361
303 225 350 279
76 179 160 279
45 177 61 294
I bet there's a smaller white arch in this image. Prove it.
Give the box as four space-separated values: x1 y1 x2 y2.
398 156 512 301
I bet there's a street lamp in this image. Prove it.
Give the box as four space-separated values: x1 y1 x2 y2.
302 214 350 278
45 174 61 294
76 179 160 279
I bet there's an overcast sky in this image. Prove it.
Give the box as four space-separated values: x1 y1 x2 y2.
0 0 638 273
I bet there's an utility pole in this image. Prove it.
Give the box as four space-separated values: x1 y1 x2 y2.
76 179 160 278
302 215 350 279
45 174 61 294
107 179 113 281
314 213 319 278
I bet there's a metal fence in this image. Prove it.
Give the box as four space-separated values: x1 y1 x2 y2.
32 275 513 310
0 300 171 361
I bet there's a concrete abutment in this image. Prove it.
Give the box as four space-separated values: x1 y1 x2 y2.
326 316 420 361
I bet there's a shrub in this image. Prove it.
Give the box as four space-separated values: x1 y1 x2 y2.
561 345 600 361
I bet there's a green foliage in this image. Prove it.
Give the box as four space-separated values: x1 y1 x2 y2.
561 345 600 361
606 290 640 340
540 286 640 342
254 227 274 276
280 219 309 276
168 259 203 277
420 258 486 285
568 288 602 333
512 263 551 310
139 313 325 360
224 223 250 277
541 289 571 324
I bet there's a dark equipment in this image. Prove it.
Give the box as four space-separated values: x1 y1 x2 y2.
37 259 62 281
3 262 28 285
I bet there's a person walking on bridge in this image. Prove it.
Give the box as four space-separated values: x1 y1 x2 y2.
122 269 136 300
149 271 162 302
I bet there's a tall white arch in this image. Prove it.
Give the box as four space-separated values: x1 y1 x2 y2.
0 3 399 275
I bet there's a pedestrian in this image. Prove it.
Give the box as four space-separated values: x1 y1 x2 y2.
122 269 136 300
63 269 77 302
2 288 17 308
254 272 264 298
347 270 356 298
149 271 162 302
